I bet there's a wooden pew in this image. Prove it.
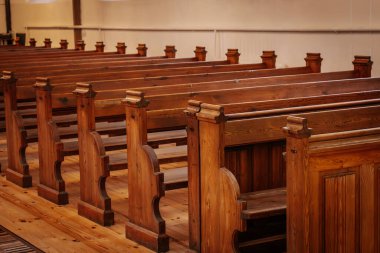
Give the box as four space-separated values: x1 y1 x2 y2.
284 116 380 253
194 101 380 252
122 78 378 252
2 49 278 185
69 63 371 251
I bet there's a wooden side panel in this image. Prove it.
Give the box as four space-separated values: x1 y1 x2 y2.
2 72 32 187
124 94 169 252
35 79 68 205
323 172 358 253
75 84 114 226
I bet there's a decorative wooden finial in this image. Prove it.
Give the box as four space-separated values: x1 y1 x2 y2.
226 49 240 64
116 42 127 54
283 116 312 138
184 100 202 117
305 53 323 73
196 103 227 123
34 77 52 91
95 41 105 52
194 46 207 61
164 45 177 58
60 39 69 49
352 56 373 78
2 71 16 80
122 90 150 108
76 40 86 51
73 83 97 98
261 51 277 68
44 38 52 48
29 38 36 47
15 37 21 46
136 44 148 56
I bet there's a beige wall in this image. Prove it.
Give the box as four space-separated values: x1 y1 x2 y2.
9 0 380 75
0 0 6 33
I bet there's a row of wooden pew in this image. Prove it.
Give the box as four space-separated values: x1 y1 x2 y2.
1 40 378 252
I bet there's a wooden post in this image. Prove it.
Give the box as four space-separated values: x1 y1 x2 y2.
76 40 86 51
44 38 52 48
136 44 147 56
283 116 312 253
2 71 32 188
261 50 277 68
194 46 207 61
34 78 68 205
184 100 202 251
123 91 169 252
225 49 240 64
29 38 36 47
5 0 11 33
60 39 69 49
72 0 82 43
116 42 126 54
95 41 105 52
164 45 177 58
73 83 114 226
305 53 323 73
352 55 373 78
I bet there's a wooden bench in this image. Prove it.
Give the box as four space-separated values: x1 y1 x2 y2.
28 52 328 202
284 116 380 253
121 76 377 252
194 100 380 252
2 49 279 178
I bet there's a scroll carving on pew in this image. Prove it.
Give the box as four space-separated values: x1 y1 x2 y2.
122 90 169 252
73 83 114 226
34 77 68 204
2 71 32 187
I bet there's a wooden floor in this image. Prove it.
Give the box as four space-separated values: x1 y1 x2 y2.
0 132 192 253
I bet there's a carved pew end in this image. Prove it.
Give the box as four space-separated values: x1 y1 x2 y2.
78 201 114 226
164 45 176 58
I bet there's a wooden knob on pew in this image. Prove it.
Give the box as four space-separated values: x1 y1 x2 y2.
29 38 36 47
116 42 127 54
283 116 312 138
44 38 52 48
304 53 323 73
352 55 373 78
226 49 240 64
164 45 177 58
261 50 277 68
95 41 105 52
136 43 148 56
60 39 69 49
194 46 207 61
76 40 86 50
15 37 20 46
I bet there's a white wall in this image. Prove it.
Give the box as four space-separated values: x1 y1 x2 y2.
10 0 380 75
0 0 6 33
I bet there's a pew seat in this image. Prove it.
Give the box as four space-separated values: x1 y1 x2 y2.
241 188 286 219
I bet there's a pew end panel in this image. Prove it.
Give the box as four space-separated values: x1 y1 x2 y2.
34 78 68 204
123 91 169 252
284 117 380 253
2 71 32 187
74 83 114 226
